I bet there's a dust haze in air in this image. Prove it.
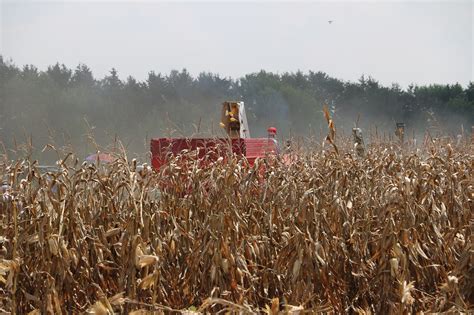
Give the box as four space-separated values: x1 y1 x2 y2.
0 1 473 161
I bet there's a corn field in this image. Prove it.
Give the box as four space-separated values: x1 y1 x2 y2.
0 140 473 314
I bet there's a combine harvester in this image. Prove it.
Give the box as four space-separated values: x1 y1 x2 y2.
150 101 280 170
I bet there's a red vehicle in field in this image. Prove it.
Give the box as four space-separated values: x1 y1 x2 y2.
150 101 280 170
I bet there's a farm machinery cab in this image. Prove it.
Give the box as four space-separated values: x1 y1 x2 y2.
150 101 279 170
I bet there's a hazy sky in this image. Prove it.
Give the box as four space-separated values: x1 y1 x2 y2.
1 0 473 88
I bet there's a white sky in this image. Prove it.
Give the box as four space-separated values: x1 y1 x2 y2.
1 0 473 88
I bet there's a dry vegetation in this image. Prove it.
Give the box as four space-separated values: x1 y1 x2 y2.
0 139 473 314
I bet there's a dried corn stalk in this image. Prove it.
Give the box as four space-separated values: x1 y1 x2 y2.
0 140 472 313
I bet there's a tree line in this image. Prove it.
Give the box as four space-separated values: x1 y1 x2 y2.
0 56 473 160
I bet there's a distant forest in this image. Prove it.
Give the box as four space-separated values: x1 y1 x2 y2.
0 56 473 160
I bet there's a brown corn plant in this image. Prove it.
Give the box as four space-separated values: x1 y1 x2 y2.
0 138 473 314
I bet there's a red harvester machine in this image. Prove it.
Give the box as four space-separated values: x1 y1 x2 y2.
150 101 279 170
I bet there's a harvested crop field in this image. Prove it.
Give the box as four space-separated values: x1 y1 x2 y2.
0 141 473 314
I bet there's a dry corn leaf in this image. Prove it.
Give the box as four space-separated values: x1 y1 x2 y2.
137 255 159 268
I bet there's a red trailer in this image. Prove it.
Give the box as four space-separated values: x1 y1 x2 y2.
150 137 278 170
